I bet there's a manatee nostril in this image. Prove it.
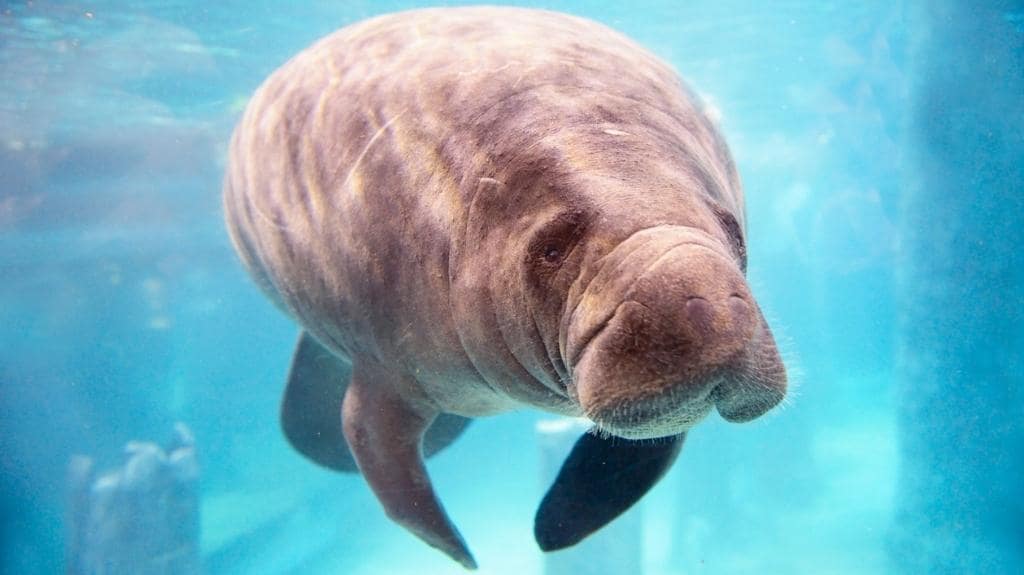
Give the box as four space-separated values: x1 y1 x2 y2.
729 290 753 304
684 296 714 335
728 294 750 313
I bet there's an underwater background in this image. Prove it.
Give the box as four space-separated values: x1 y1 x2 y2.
1 0 1021 573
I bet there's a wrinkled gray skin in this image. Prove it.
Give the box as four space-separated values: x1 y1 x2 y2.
224 6 786 569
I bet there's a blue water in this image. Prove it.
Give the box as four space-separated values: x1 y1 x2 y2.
1 1 1021 574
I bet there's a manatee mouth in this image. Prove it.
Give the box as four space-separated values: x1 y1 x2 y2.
570 305 786 439
583 373 720 440
568 307 722 439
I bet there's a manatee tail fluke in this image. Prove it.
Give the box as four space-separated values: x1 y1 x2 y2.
534 431 685 551
281 331 471 472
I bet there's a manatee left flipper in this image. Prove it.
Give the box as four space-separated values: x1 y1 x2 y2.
343 360 478 570
281 332 472 472
534 431 686 551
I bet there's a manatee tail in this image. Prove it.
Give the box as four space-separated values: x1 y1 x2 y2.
281 332 471 472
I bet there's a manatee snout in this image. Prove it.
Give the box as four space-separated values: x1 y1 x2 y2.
566 227 786 439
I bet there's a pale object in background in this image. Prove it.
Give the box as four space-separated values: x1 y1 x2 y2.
67 423 200 575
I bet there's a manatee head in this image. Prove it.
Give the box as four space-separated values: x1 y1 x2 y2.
452 139 786 439
551 182 786 440
561 223 786 439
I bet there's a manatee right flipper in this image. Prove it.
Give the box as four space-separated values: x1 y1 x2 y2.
343 359 478 569
534 431 686 551
281 332 472 472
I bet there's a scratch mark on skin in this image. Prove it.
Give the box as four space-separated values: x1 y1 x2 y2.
253 198 291 231
343 110 408 190
458 61 512 78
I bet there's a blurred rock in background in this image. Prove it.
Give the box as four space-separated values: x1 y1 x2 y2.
67 423 200 575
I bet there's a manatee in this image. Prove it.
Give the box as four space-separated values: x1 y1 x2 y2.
223 6 786 569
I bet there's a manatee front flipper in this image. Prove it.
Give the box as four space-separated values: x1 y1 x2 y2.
343 360 478 569
281 332 471 472
535 431 686 551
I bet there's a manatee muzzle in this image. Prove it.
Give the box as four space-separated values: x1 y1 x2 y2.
564 226 786 439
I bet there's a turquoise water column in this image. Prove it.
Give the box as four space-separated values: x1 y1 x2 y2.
893 1 1024 572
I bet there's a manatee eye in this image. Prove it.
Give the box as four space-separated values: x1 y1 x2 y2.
534 240 568 269
527 210 587 272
